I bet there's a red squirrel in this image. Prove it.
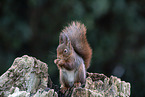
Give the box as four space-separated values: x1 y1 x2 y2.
54 21 92 89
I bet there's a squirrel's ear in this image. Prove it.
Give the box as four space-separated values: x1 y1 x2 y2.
64 34 71 48
67 40 72 49
59 33 64 44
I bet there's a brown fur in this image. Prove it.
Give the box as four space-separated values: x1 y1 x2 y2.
54 21 92 89
61 21 92 69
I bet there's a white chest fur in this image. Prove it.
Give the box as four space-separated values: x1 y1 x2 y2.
61 68 76 87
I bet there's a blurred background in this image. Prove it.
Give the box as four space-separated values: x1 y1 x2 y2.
0 0 145 96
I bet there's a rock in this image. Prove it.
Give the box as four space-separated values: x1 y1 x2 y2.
0 55 131 97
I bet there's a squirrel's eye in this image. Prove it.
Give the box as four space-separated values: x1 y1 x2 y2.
64 49 68 53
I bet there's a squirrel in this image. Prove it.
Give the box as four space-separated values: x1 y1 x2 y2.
54 21 92 89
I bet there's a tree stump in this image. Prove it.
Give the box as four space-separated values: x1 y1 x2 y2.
0 55 131 97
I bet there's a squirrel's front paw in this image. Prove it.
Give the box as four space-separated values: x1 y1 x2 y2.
54 59 65 68
58 60 65 67
54 59 60 64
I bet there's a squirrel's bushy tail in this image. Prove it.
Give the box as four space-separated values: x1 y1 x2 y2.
62 21 92 69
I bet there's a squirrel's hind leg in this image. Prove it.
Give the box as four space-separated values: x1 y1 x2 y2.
75 63 86 87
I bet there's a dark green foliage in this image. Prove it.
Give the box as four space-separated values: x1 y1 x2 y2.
0 0 145 96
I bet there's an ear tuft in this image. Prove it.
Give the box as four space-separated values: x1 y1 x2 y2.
59 33 64 44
